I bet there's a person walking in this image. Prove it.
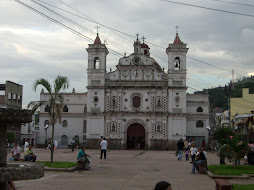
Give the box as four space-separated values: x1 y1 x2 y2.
71 139 75 152
177 139 184 160
100 138 108 159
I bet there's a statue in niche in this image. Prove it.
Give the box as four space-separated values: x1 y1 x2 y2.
156 123 162 132
112 96 117 107
156 97 161 107
111 122 116 131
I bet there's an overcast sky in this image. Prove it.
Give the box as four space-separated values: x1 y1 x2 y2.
1 0 254 108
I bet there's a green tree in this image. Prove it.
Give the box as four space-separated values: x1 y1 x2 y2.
7 132 15 142
223 134 249 168
28 76 69 162
213 127 234 145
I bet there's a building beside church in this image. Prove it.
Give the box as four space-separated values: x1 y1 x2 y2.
38 32 209 149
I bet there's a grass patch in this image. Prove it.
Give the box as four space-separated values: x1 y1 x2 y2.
233 184 254 190
37 161 78 168
208 165 254 176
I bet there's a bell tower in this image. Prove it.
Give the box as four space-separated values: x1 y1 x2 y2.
86 33 108 147
166 28 189 141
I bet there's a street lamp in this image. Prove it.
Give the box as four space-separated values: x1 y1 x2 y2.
45 125 49 149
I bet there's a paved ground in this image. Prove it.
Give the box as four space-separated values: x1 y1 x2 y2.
6 148 254 190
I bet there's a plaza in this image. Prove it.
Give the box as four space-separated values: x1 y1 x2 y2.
7 148 254 190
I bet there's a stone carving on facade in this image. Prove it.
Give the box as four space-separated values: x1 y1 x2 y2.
106 96 110 111
156 97 162 108
151 123 155 139
111 122 117 132
156 122 162 132
174 96 180 107
163 96 167 111
111 96 117 108
106 122 110 138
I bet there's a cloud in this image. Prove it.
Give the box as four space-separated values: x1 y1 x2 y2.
1 0 254 106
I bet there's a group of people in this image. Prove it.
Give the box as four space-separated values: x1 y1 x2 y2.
176 139 207 173
9 139 37 162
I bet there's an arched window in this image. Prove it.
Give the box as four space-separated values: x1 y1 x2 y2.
74 135 79 144
44 120 49 127
197 107 203 112
133 96 141 108
144 49 148 55
45 105 50 112
62 120 68 128
196 120 204 128
61 135 68 145
174 57 180 70
63 105 68 112
94 57 99 69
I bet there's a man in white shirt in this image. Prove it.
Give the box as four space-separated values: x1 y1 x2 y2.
24 139 29 152
190 144 198 162
100 138 108 159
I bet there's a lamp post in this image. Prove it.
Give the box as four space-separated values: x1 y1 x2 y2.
45 125 49 149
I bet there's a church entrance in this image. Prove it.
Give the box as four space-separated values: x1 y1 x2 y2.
127 123 145 150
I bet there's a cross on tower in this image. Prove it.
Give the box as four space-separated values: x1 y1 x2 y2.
175 25 179 35
141 36 146 43
95 25 100 35
136 33 139 40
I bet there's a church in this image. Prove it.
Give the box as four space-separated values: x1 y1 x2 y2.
38 32 210 150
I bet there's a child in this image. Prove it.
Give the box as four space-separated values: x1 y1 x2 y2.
185 148 190 161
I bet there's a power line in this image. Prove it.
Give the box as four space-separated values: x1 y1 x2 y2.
145 40 245 77
14 0 244 92
204 0 254 8
54 0 136 40
13 0 125 59
188 73 214 87
31 0 132 54
160 0 254 18
37 0 246 78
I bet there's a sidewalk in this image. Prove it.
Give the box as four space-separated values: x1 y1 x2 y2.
5 149 250 190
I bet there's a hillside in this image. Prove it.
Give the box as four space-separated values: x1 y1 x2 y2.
206 76 254 109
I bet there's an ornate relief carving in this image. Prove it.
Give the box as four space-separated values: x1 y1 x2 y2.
163 123 167 139
151 123 155 139
106 96 110 111
163 96 167 111
106 122 110 138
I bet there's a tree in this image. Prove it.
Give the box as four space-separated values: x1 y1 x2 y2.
223 134 249 168
28 76 69 162
7 132 15 142
213 127 234 145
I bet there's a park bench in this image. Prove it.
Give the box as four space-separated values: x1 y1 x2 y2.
215 179 233 190
197 163 207 174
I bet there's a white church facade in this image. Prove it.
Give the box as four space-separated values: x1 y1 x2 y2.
38 32 209 150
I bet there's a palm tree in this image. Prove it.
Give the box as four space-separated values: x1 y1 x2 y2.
28 76 69 162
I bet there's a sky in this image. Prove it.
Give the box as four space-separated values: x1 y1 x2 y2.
1 0 254 108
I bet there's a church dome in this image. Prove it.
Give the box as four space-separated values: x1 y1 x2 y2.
141 43 149 49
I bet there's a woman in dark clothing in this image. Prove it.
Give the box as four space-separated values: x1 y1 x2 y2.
192 148 207 173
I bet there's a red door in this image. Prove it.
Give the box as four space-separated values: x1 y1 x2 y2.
127 123 145 149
